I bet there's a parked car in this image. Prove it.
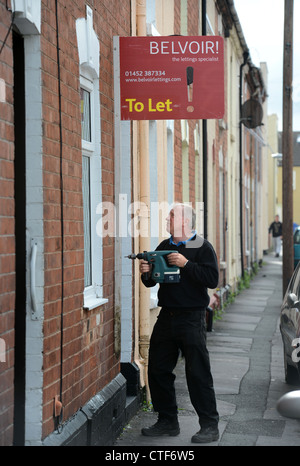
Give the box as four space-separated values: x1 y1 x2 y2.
277 390 300 419
294 226 300 268
280 261 300 385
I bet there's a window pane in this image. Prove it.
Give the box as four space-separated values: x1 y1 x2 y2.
82 155 92 287
80 87 91 142
295 231 300 245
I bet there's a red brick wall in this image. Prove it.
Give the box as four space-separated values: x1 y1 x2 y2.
0 1 15 446
173 0 182 202
173 0 200 205
174 0 181 35
41 1 83 435
41 0 131 438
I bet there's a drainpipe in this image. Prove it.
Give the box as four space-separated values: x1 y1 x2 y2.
136 0 151 401
202 0 208 239
239 51 249 279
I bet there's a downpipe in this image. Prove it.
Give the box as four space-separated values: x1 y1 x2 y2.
136 0 151 403
239 51 249 279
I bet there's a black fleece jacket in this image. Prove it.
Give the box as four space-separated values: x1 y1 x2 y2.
141 235 219 310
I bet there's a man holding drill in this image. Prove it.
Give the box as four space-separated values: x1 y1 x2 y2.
139 203 219 444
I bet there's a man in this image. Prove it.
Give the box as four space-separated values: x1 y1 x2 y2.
139 203 219 444
269 215 282 257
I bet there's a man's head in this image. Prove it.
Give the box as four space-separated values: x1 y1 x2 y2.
166 203 196 239
275 215 280 222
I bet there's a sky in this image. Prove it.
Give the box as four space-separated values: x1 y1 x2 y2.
234 0 300 132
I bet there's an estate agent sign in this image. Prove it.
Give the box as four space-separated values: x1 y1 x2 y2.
115 36 224 121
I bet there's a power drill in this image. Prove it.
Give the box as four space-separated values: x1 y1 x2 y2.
125 251 180 283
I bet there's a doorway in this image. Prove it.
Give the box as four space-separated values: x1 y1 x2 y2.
13 30 26 446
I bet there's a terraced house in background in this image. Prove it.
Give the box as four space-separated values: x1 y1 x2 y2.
0 0 277 445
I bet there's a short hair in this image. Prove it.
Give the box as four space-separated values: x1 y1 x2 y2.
173 203 196 229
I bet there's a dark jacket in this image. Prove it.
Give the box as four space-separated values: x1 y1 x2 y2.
141 234 219 310
269 221 282 237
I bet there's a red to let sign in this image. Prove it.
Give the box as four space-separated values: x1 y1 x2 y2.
116 36 224 121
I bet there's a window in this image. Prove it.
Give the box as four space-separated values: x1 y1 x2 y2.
80 83 93 290
81 87 91 142
77 6 107 310
80 76 107 310
294 230 300 245
290 266 300 298
82 154 92 287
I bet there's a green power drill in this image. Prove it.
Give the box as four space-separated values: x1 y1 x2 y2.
125 251 180 283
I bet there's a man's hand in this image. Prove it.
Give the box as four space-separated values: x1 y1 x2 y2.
140 259 152 275
167 253 188 268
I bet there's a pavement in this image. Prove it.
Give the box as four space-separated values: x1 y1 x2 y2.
114 255 300 448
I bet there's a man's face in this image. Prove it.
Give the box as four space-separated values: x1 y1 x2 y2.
166 206 185 237
275 215 279 222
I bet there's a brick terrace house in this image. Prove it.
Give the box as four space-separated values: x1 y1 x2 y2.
0 0 270 446
0 0 134 446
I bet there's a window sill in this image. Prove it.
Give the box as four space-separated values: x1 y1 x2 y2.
83 296 108 311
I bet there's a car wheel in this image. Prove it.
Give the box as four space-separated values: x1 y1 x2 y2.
284 347 300 385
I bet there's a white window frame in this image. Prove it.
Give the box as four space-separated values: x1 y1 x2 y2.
76 6 106 311
80 73 107 310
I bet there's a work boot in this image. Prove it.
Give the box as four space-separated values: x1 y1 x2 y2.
141 417 180 437
191 425 219 443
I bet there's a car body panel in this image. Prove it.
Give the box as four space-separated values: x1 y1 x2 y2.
280 261 300 382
